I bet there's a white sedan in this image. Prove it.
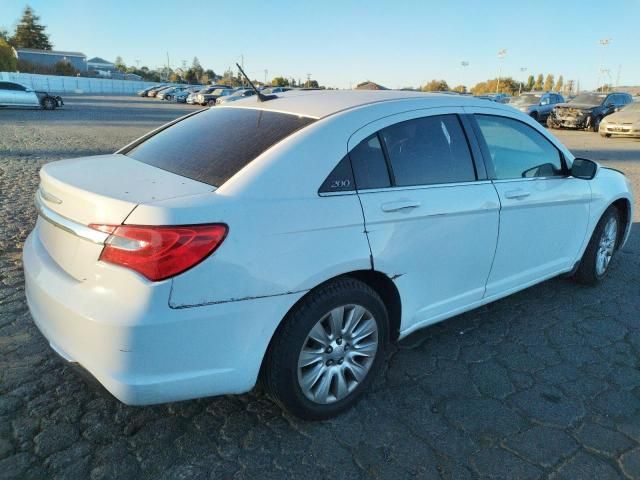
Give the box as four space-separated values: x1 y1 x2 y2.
0 81 63 109
24 91 634 419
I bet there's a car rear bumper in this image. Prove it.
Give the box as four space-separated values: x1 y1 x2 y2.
23 230 303 405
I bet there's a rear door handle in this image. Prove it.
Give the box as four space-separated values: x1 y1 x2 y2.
504 189 531 200
381 200 421 212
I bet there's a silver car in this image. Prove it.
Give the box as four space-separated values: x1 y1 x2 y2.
215 88 256 105
0 81 63 109
508 92 564 123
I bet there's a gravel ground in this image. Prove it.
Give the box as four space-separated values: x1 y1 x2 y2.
1 96 639 479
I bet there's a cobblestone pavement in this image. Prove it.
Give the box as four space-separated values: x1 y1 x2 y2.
1 96 639 479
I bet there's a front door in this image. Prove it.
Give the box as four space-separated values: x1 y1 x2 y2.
471 113 591 298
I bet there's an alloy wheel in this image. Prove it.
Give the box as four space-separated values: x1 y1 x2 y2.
596 216 617 276
297 304 378 404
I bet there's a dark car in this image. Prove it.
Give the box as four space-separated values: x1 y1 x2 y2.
548 92 633 131
508 92 564 123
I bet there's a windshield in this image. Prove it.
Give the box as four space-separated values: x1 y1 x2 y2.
569 93 607 105
125 108 316 186
509 94 541 106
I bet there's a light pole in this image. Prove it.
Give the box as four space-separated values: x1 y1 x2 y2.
518 67 527 95
460 61 469 91
496 49 507 93
597 38 611 91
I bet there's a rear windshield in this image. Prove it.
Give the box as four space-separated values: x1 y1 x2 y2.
125 108 316 186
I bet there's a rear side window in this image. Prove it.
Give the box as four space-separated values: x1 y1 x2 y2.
380 115 476 186
350 134 391 190
125 108 315 186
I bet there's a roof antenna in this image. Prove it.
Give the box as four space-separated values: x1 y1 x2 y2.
236 63 277 102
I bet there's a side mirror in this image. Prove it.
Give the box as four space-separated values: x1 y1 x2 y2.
571 158 598 180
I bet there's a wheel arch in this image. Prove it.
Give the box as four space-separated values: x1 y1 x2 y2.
258 269 402 383
611 197 632 249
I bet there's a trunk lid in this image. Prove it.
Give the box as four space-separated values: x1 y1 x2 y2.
36 154 213 281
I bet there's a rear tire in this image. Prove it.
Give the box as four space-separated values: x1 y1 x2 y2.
574 206 620 285
530 112 538 122
262 277 389 420
589 116 601 132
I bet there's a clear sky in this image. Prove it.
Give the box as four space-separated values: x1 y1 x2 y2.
2 0 639 90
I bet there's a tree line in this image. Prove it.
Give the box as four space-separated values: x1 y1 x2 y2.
419 74 571 96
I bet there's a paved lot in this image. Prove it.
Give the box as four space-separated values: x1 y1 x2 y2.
1 96 639 479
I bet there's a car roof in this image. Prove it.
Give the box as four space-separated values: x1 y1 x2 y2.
223 90 509 119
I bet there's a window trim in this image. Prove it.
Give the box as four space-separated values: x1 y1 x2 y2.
470 113 569 181
318 112 491 197
375 113 481 189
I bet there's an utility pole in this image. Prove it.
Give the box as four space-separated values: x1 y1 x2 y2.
496 49 507 93
597 38 611 91
615 64 622 88
264 69 268 85
306 73 311 88
518 67 527 95
166 52 170 69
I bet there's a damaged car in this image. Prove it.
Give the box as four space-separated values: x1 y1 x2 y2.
547 92 632 131
24 91 634 419
0 81 63 110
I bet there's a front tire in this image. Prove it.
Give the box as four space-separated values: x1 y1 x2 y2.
262 278 389 420
589 116 601 132
42 97 56 110
574 206 620 285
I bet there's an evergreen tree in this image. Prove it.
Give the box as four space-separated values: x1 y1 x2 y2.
543 74 554 91
526 75 535 91
533 74 544 90
555 75 564 93
10 6 52 49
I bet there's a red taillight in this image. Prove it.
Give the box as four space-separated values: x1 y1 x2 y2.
89 224 228 281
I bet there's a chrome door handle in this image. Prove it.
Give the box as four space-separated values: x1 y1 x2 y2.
381 200 421 212
504 189 531 199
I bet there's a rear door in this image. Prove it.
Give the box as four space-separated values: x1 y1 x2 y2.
469 111 591 297
352 108 500 332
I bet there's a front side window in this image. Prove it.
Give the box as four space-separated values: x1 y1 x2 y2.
475 115 564 180
380 115 476 186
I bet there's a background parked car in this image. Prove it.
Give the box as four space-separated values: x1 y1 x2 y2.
137 85 164 97
599 101 640 138
548 92 633 131
176 87 201 104
508 92 564 122
194 86 233 106
216 88 256 105
147 85 173 98
0 81 63 109
474 93 510 103
262 86 292 94
158 85 195 101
